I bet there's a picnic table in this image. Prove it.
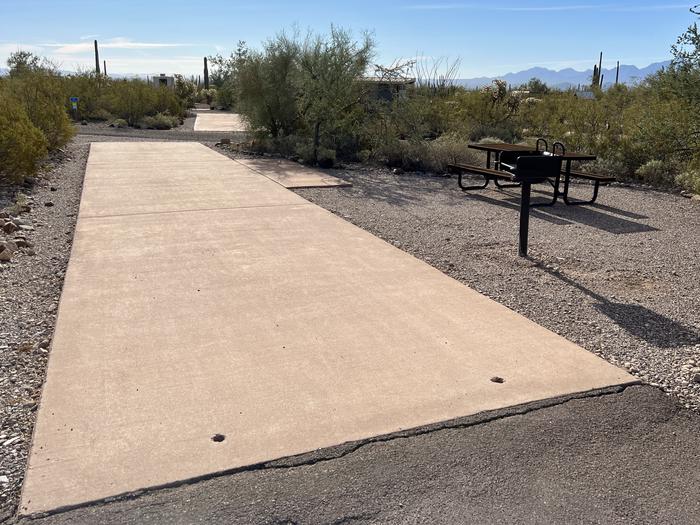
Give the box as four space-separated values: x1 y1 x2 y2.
450 143 614 206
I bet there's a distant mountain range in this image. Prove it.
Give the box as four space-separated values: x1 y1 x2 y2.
456 60 671 90
1 60 672 91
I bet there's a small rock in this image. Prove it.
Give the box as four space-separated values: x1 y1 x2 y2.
39 339 50 349
0 241 18 253
44 201 55 207
19 225 35 232
693 374 700 384
0 211 8 219
0 248 12 262
392 168 404 175
13 238 29 248
24 248 36 256
2 221 18 234
50 186 58 192
0 476 8 484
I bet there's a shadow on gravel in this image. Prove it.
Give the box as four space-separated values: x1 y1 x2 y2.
343 172 456 208
587 201 649 220
543 205 658 234
466 193 573 226
536 262 700 348
492 194 658 234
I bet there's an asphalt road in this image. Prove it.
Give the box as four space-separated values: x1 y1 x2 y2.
9 386 699 525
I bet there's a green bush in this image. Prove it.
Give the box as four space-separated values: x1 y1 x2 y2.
135 113 178 130
198 88 217 105
5 67 74 150
316 147 336 168
377 133 479 173
635 159 676 186
174 75 197 108
110 118 129 128
89 108 113 121
676 169 700 194
0 90 48 183
102 79 183 126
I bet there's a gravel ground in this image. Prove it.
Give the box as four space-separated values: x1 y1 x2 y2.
291 165 700 409
2 135 699 519
0 142 88 519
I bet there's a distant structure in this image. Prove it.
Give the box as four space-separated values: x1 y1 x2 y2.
361 77 415 101
151 74 175 89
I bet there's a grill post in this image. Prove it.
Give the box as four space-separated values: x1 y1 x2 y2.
518 182 532 257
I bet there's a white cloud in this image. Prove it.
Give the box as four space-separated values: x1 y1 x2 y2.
43 37 188 55
0 42 44 54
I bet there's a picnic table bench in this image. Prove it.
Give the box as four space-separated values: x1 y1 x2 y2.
449 142 616 206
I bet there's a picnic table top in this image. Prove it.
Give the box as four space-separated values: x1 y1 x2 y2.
468 142 596 162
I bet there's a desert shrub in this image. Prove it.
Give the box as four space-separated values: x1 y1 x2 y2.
676 168 700 194
62 71 102 118
174 75 197 108
208 41 249 109
4 62 74 150
635 159 676 186
296 28 374 162
135 116 154 129
135 113 178 129
110 118 129 128
198 88 217 105
102 80 183 126
89 108 113 121
422 133 480 172
0 89 48 183
316 147 336 168
376 133 478 173
236 34 299 137
152 113 179 129
103 79 155 126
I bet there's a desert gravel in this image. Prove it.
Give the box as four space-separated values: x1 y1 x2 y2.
0 142 87 519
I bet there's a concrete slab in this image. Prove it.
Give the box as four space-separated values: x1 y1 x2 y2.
79 142 306 217
21 142 634 515
236 157 351 188
193 113 247 132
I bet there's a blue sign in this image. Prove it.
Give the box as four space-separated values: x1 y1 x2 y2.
70 96 79 103
70 96 79 111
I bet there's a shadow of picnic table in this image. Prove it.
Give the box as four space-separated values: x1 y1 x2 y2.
534 261 700 349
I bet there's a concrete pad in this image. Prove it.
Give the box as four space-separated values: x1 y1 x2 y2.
236 157 351 188
21 142 634 515
193 112 247 132
79 142 307 217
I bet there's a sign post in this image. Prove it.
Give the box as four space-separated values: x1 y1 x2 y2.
69 96 79 121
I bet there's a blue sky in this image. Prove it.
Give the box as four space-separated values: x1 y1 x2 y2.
0 1 697 77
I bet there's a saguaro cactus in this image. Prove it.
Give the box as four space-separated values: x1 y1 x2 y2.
204 57 209 90
592 64 599 88
94 40 101 75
